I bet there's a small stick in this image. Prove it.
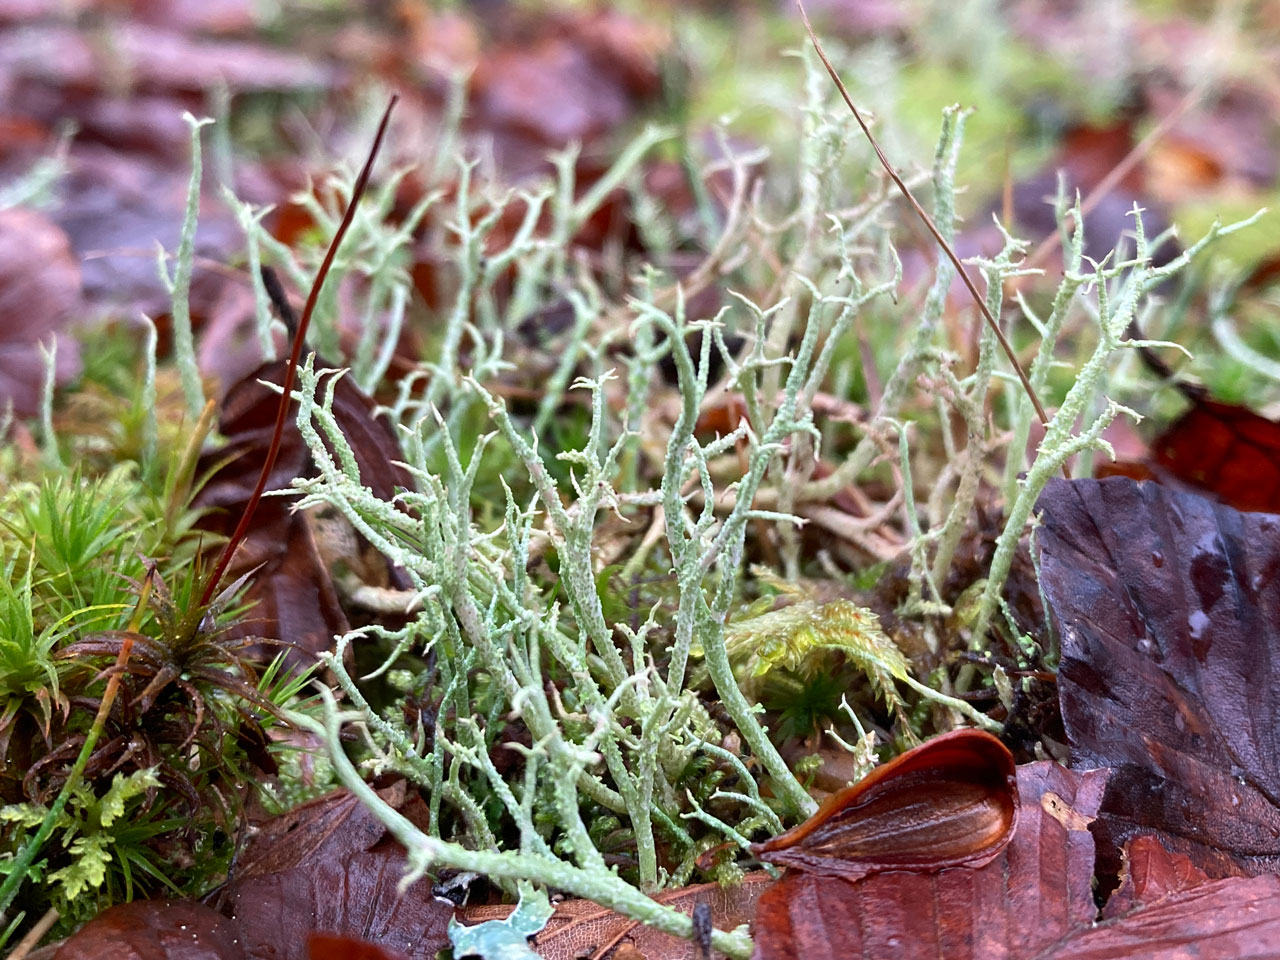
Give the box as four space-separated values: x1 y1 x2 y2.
5 906 58 960
796 2 1051 431
199 95 398 608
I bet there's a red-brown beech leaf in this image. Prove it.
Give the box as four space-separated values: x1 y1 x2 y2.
214 783 453 960
1098 400 1280 514
1052 834 1280 958
307 933 408 960
52 899 243 960
1148 400 1280 513
1037 476 1280 879
751 729 1018 880
708 759 1280 959
751 761 1106 959
1101 834 1210 920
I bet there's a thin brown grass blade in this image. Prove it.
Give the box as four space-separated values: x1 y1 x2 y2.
796 2 1052 435
200 95 399 607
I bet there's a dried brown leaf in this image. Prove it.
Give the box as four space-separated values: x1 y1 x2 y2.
461 876 769 960
750 761 1105 960
216 784 452 960
52 899 243 960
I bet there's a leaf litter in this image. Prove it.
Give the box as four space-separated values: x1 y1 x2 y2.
5 0 1280 958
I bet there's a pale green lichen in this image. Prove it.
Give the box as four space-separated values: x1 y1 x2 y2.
269 46 1262 959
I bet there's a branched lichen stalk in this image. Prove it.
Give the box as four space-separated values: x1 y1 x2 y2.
296 696 756 960
168 114 213 418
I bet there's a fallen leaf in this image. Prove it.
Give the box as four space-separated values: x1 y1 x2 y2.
1037 476 1280 879
52 898 243 960
195 359 412 664
751 728 1017 880
308 932 409 960
1146 399 1280 514
1142 66 1278 196
51 146 241 323
0 21 330 95
466 10 664 179
215 784 453 960
1101 834 1209 920
0 206 82 417
750 761 1105 959
1051 837 1280 958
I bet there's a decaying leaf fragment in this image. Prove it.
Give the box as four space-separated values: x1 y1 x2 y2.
752 728 1018 880
459 875 770 960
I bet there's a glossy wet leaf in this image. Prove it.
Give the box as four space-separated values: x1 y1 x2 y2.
52 899 243 960
751 762 1104 959
1037 476 1280 877
1148 400 1280 514
307 933 409 960
751 729 1018 880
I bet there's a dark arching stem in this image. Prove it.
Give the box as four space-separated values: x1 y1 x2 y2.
200 95 399 608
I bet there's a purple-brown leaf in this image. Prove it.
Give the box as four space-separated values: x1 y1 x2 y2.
214 784 453 960
1037 476 1280 879
0 206 82 417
